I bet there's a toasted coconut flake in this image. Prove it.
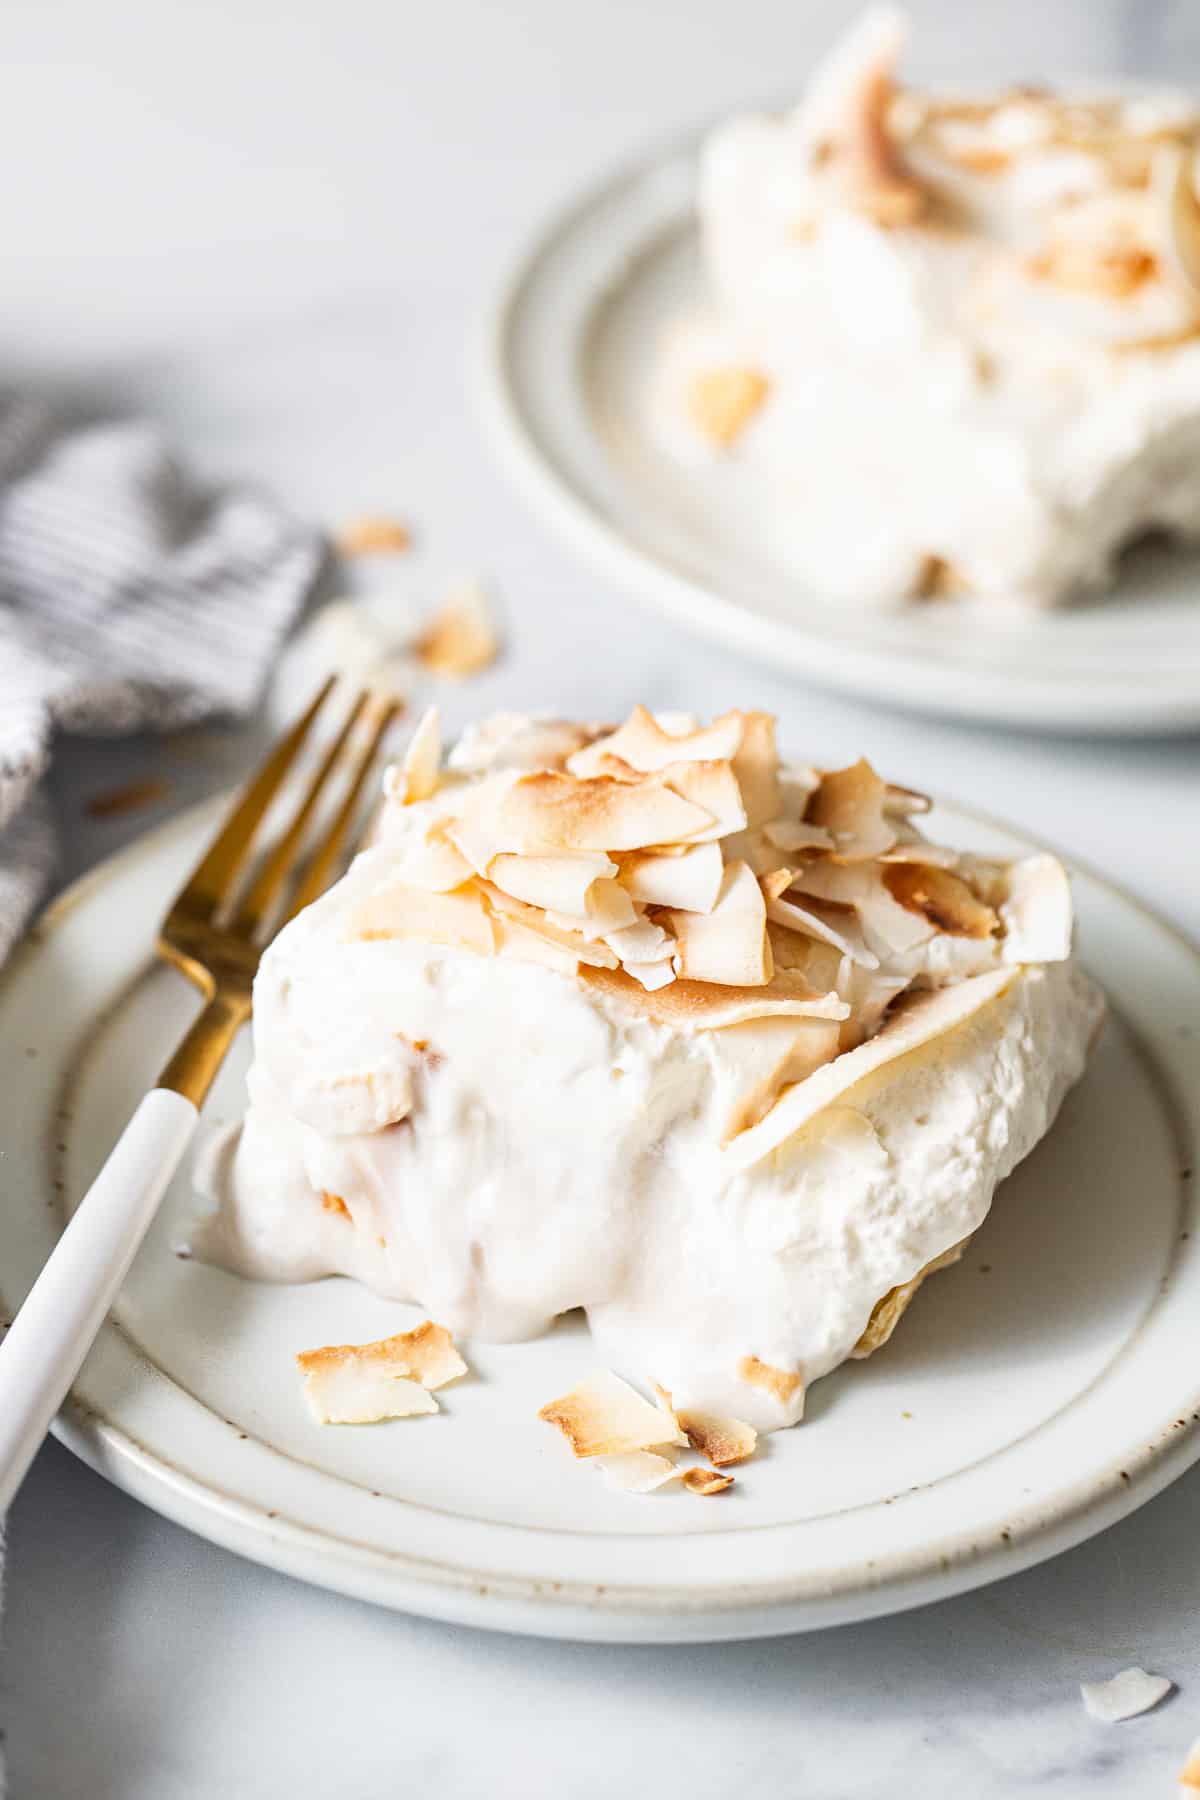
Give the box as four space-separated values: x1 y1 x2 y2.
481 883 619 967
878 840 960 868
625 958 678 992
668 860 770 987
581 963 847 1027
764 819 835 854
347 879 497 955
392 824 474 893
765 891 882 968
617 842 726 913
733 712 782 828
335 513 412 556
658 758 747 841
1080 1668 1173 1723
390 1320 469 1390
487 850 617 916
1179 1736 1200 1790
296 1325 468 1424
687 366 770 446
493 917 581 974
726 968 1014 1170
396 705 442 804
449 713 597 775
320 1190 350 1219
497 770 713 853
1000 853 1073 964
808 759 897 860
594 1450 683 1493
883 782 932 817
539 1370 688 1458
1159 142 1200 303
604 919 675 965
557 878 638 936
883 862 998 938
853 1239 968 1357
738 1355 805 1410
567 704 745 776
415 580 500 679
677 1410 758 1467
681 1466 735 1495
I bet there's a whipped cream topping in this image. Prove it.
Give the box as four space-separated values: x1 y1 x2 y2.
192 707 1103 1429
655 5 1200 606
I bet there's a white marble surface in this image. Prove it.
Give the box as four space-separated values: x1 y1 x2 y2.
4 1 1200 1793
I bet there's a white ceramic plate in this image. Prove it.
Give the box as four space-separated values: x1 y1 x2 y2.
2 796 1198 1643
482 137 1200 734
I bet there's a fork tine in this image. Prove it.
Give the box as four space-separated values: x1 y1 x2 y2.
283 696 403 923
172 677 336 917
231 688 372 936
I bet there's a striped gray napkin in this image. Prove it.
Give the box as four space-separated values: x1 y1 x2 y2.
0 395 322 962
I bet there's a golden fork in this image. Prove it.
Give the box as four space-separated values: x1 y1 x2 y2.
0 679 401 1511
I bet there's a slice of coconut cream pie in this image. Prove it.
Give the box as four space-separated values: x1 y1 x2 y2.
193 705 1103 1432
656 5 1200 607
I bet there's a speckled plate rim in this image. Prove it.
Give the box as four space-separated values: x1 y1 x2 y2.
478 121 1200 736
1 796 1198 1644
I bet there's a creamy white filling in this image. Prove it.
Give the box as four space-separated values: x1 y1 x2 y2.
192 848 1102 1430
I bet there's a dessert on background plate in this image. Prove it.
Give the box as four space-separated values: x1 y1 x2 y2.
192 703 1102 1436
656 4 1200 609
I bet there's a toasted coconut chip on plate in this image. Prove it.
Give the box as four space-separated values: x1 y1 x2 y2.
677 1410 758 1467
681 1467 736 1495
791 860 937 955
334 513 412 556
397 705 442 803
1180 1736 1200 1791
617 842 725 913
738 1355 805 1411
884 862 999 939
389 1319 469 1390
414 579 500 678
295 1327 464 1425
593 1450 683 1493
1000 853 1073 963
1080 1668 1174 1723
481 883 619 967
668 860 770 986
726 968 1015 1170
539 1370 688 1457
497 770 713 853
764 819 835 854
582 962 847 1027
347 879 497 955
567 703 745 776
659 758 748 841
487 850 618 916
808 759 897 861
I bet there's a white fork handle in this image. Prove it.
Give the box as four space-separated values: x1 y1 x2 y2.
0 1088 198 1513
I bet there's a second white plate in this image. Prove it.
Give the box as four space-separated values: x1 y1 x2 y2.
1 797 1198 1641
483 137 1200 733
